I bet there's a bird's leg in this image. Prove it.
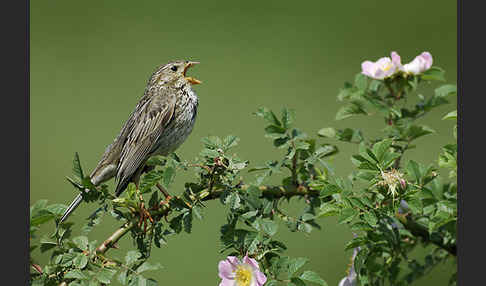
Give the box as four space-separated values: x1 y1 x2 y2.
155 183 172 223
135 182 153 232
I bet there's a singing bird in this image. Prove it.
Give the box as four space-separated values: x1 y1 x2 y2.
59 60 201 223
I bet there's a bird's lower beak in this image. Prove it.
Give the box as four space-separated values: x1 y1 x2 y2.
183 61 201 85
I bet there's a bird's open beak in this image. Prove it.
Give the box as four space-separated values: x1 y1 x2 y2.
183 61 201 85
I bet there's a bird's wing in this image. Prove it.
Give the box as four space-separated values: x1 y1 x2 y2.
114 89 176 196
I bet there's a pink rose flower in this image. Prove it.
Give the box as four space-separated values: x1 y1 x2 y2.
218 255 267 286
393 51 433 75
361 52 398 79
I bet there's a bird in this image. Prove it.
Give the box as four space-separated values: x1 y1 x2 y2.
59 60 201 224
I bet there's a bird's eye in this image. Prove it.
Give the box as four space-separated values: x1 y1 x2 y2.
171 66 178 72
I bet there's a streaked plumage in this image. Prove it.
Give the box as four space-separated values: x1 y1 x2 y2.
60 60 200 223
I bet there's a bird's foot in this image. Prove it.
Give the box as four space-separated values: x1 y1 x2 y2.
137 201 154 232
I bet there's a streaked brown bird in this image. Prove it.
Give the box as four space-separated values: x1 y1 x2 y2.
60 60 201 223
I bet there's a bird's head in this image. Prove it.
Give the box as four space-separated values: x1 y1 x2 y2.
150 60 201 87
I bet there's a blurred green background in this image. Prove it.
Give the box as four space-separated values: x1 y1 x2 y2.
30 0 456 285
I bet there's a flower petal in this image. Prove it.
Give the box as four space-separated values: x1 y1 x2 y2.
361 61 375 77
254 269 267 286
242 255 260 270
218 256 239 279
219 278 235 286
420 51 433 70
391 51 403 70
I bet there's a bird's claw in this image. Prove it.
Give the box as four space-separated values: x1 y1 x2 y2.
137 202 154 232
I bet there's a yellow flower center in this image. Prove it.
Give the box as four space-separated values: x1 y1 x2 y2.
235 265 253 286
382 62 393 72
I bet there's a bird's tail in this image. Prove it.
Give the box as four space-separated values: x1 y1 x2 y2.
59 193 83 224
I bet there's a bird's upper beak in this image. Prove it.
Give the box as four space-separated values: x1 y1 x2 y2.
183 61 201 85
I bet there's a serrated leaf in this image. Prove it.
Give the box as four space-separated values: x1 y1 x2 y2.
73 254 88 269
290 277 306 286
372 139 392 163
96 268 116 284
183 211 193 233
435 84 457 97
336 102 367 120
64 269 86 279
282 107 295 129
300 270 327 285
259 218 278 236
406 160 422 183
241 210 259 219
421 66 445 81
162 166 175 189
125 250 142 265
355 73 368 90
442 110 457 120
223 135 240 150
255 107 282 126
345 236 368 250
338 208 358 224
72 152 84 179
317 127 336 138
73 236 88 251
288 257 309 275
199 148 220 158
362 211 378 227
201 136 223 149
137 261 162 273
227 192 241 210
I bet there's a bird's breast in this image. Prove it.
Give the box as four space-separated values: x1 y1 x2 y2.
152 87 198 156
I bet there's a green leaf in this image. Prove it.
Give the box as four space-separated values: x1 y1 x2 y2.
336 102 367 120
338 208 358 224
255 107 282 126
265 125 287 134
125 250 142 265
183 211 193 233
362 211 378 227
39 236 57 252
406 160 422 183
299 270 327 285
95 268 116 284
227 192 241 210
317 127 336 138
223 135 240 150
73 254 89 269
282 107 295 129
72 152 84 179
345 236 368 250
290 277 307 286
405 125 435 141
201 136 223 149
193 205 203 220
355 73 368 90
421 66 445 81
265 280 279 286
259 218 278 236
442 110 457 120
162 166 175 189
64 269 86 279
288 257 309 275
435 84 457 98
336 128 364 143
241 210 259 219
372 139 392 163
137 261 162 273
72 236 88 251
318 204 340 217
